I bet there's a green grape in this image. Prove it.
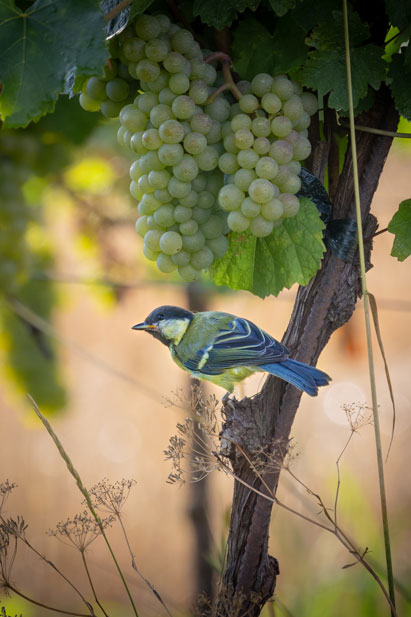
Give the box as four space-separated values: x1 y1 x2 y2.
290 135 311 160
168 176 192 198
101 99 124 118
261 198 284 221
272 164 290 186
201 214 223 239
278 173 301 194
156 14 171 34
154 188 173 203
249 216 274 237
288 160 301 175
106 78 130 102
164 51 187 73
138 193 159 215
136 92 159 114
239 94 259 114
191 246 214 269
201 63 217 86
117 126 130 147
149 104 174 128
191 113 212 135
158 143 184 166
251 73 274 97
172 250 191 266
178 264 202 281
146 215 165 230
205 120 222 144
120 104 148 132
130 180 143 200
123 37 146 62
174 205 193 223
218 184 244 211
261 92 281 114
171 29 195 54
169 72 190 95
251 117 271 138
218 152 239 174
206 235 228 258
138 174 155 194
189 80 209 105
191 174 207 192
79 93 101 112
271 116 293 138
154 204 176 227
292 112 310 131
129 159 142 181
197 190 214 209
173 155 199 182
194 146 218 171
221 121 233 138
236 80 252 95
301 91 318 116
282 95 305 122
180 190 198 207
269 140 293 165
207 97 231 122
255 156 279 180
136 215 149 237
159 87 177 105
136 59 161 82
159 230 183 255
237 149 259 170
182 229 205 252
279 193 300 217
240 197 261 218
159 119 185 143
206 173 223 195
157 253 177 273
145 38 170 62
227 210 250 232
234 129 254 150
86 77 107 101
135 14 161 40
143 245 160 261
148 169 170 189
223 134 239 154
253 137 271 156
248 178 275 204
234 168 257 191
139 151 165 173
142 128 162 150
271 75 294 100
147 71 169 93
183 132 207 155
172 95 196 119
179 219 199 235
144 228 163 251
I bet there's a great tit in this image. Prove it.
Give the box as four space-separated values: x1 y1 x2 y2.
132 305 331 396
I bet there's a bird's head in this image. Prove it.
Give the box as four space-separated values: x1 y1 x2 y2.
132 305 194 346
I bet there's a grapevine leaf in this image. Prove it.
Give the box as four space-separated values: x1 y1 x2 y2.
232 15 307 80
292 0 340 31
192 0 261 29
130 0 156 21
384 0 411 29
388 53 411 120
388 199 411 262
0 0 108 128
210 199 326 298
309 9 369 50
267 0 299 17
301 45 385 111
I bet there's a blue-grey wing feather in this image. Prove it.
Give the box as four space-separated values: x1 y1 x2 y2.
182 317 289 375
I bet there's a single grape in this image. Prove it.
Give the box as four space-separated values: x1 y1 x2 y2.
251 73 274 97
154 188 173 203
197 190 214 209
164 51 187 73
149 104 174 128
279 193 300 217
129 159 142 182
278 173 301 194
227 210 250 232
144 228 163 251
218 184 245 211
191 246 214 269
135 14 161 40
241 197 261 218
255 156 279 180
86 77 107 101
271 116 293 138
178 264 202 281
169 72 190 95
172 95 196 119
158 119 185 144
154 204 176 227
147 71 169 93
182 229 206 252
234 129 254 150
180 190 198 207
173 155 199 182
248 178 275 204
189 80 209 105
190 113 212 135
269 140 293 165
172 250 191 266
174 205 193 223
251 116 271 138
207 97 231 122
249 216 274 237
157 253 177 273
261 198 284 221
156 14 171 34
79 93 101 112
136 92 158 114
123 37 146 62
159 87 177 105
253 137 271 156
168 176 192 198
136 59 161 82
206 235 228 258
183 132 207 155
271 75 294 100
236 80 252 95
120 105 147 133
143 245 160 261
148 169 171 189
223 134 239 154
218 152 240 174
201 214 223 239
129 180 143 200
179 219 199 236
171 29 195 54
160 230 183 255
239 94 259 114
146 216 165 231
106 78 130 102
301 91 318 116
194 146 219 171
233 168 257 191
191 207 209 224
158 143 184 166
142 128 162 150
288 160 301 175
139 150 165 173
205 119 222 144
138 192 161 215
282 95 305 122
261 92 282 114
136 215 149 237
290 135 312 160
145 38 170 62
201 63 217 86
237 149 259 170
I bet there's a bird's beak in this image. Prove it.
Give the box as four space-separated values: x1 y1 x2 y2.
131 322 157 331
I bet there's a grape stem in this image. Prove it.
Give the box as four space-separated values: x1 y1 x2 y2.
205 82 231 104
204 51 243 102
103 0 133 22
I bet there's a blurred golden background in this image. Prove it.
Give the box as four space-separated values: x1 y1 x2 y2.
0 115 410 617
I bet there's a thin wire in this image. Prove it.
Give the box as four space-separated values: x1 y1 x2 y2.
343 2 396 614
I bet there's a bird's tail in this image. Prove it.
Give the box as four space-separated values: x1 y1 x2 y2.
260 358 331 397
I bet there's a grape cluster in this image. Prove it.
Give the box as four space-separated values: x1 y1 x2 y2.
0 133 32 292
217 74 318 237
79 58 134 118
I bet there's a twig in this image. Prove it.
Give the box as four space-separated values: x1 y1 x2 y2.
80 551 110 617
338 120 411 139
104 0 133 22
204 52 243 101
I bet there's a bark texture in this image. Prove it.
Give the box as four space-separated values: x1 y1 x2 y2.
215 87 399 616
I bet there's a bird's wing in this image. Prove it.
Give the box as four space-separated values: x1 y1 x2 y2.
180 316 289 375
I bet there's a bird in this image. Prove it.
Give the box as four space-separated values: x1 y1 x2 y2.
132 305 331 396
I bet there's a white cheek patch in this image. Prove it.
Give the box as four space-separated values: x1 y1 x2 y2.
159 318 190 344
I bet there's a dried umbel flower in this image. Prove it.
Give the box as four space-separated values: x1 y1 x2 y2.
0 482 16 515
342 402 373 432
87 478 137 516
0 518 27 540
48 511 114 552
